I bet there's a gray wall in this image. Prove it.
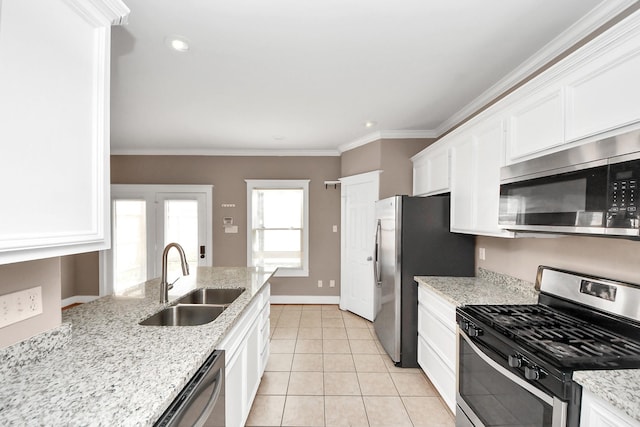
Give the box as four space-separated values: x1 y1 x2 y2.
341 138 433 197
111 155 342 297
476 235 640 285
61 252 100 299
0 258 61 348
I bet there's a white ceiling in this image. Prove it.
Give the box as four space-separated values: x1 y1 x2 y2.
110 0 631 156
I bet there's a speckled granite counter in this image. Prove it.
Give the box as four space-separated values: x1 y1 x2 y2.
414 268 539 307
574 369 640 422
0 266 273 426
415 269 640 423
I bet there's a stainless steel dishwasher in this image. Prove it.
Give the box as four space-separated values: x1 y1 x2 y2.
154 350 225 427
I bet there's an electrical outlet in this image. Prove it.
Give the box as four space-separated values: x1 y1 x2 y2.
479 247 486 261
0 286 43 328
329 280 335 288
318 280 323 288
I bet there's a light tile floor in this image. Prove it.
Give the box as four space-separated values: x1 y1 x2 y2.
246 304 455 427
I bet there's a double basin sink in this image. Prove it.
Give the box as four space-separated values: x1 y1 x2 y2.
140 288 245 326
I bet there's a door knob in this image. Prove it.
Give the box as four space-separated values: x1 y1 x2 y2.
366 256 373 261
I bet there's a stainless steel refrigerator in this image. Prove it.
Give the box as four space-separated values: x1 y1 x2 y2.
373 194 475 367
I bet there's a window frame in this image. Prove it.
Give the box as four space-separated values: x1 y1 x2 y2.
245 179 310 277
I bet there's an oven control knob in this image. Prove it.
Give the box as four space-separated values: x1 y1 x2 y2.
524 365 543 381
468 327 483 337
508 354 523 368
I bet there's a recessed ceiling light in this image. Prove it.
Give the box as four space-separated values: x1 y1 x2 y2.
364 121 377 128
273 135 286 141
165 36 190 53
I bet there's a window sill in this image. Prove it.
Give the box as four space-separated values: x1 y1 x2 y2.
274 268 309 278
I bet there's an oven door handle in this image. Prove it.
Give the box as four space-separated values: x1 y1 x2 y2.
459 331 568 427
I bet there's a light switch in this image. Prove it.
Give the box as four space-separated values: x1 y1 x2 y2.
332 225 338 232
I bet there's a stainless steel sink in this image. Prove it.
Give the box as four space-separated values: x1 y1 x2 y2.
139 305 225 326
174 288 245 306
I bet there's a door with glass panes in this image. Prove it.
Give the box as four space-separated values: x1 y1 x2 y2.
106 185 212 296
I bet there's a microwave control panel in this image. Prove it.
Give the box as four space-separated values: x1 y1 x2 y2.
608 160 640 228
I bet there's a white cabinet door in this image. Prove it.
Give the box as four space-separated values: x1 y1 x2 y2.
475 121 509 235
219 283 270 427
412 142 450 196
580 389 640 427
0 0 128 265
566 29 640 142
505 86 565 163
417 285 457 412
224 341 246 427
450 120 514 237
450 133 475 231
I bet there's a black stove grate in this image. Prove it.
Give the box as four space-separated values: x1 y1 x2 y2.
463 304 640 368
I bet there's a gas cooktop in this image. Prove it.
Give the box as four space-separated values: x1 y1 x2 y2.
462 303 640 370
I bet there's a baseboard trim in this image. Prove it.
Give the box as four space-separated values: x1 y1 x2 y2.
270 295 340 305
61 295 100 308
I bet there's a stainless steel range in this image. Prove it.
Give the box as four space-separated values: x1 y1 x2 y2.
456 266 640 427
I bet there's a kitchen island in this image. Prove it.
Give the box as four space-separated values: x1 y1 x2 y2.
0 266 273 426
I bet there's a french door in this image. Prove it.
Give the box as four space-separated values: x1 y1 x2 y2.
103 185 213 296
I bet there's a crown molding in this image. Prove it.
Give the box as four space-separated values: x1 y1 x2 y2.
338 129 438 153
434 0 637 136
63 0 130 26
110 147 341 157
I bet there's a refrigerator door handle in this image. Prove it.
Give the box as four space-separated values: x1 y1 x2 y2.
374 219 382 286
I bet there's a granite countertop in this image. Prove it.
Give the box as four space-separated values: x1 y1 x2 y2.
574 369 640 422
0 266 273 427
414 269 640 423
414 268 539 307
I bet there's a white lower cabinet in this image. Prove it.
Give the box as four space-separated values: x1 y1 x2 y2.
580 389 640 427
417 285 457 413
218 283 270 427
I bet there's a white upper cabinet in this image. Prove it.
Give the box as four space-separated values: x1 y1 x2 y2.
450 118 514 237
565 23 640 142
412 9 640 239
0 0 128 265
505 85 565 163
412 141 450 196
450 132 475 231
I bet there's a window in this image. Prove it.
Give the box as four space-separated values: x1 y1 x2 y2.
246 180 309 277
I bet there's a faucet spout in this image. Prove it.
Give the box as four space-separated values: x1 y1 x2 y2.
160 243 190 303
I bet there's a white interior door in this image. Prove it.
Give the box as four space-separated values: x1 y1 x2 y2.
340 171 380 321
104 185 212 296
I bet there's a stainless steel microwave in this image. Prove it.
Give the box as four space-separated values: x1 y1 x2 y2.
499 129 640 238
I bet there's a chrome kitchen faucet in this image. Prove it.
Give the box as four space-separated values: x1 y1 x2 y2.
160 243 190 303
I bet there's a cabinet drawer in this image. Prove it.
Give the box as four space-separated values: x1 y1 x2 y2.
418 335 456 413
418 303 456 369
418 286 456 326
